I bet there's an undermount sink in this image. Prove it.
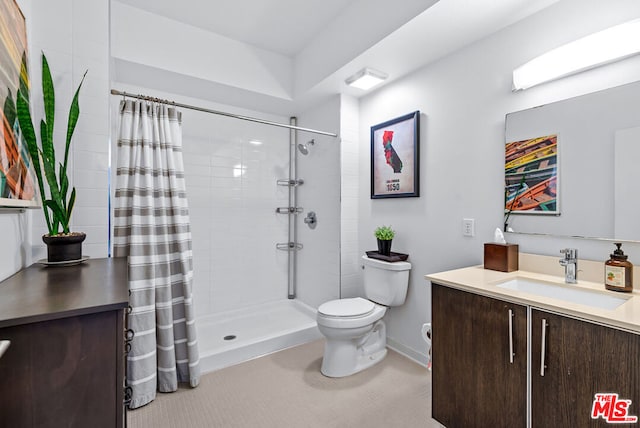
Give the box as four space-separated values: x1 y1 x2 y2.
496 277 630 310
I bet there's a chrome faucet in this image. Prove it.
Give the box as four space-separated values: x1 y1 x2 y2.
559 248 578 283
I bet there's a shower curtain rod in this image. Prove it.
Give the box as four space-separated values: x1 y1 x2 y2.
110 89 338 137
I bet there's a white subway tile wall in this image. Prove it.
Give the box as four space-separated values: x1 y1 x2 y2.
181 110 290 317
29 0 110 262
340 95 362 298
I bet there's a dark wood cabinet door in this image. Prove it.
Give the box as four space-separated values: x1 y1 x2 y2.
432 284 527 428
0 311 122 428
531 309 640 428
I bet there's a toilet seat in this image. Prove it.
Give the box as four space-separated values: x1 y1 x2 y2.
318 298 375 318
317 298 386 329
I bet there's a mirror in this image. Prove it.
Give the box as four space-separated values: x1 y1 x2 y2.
504 80 640 241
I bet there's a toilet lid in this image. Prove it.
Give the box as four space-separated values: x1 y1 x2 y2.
318 298 375 317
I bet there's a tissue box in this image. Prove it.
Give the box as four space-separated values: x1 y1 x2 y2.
484 243 519 272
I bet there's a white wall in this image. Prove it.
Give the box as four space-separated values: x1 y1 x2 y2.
358 0 640 363
296 97 342 308
339 94 361 298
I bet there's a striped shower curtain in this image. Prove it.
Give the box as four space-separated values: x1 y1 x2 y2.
113 100 200 409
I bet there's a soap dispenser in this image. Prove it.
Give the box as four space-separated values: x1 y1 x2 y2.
605 243 633 293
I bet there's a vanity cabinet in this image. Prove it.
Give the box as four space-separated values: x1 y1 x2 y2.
0 258 128 428
531 309 640 428
432 283 527 428
432 282 640 428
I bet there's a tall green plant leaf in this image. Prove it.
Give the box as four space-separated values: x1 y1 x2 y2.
41 54 55 162
16 91 54 235
16 93 38 171
65 187 76 233
62 71 86 182
44 199 66 230
40 118 62 229
59 164 68 207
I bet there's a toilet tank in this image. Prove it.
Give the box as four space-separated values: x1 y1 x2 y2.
362 255 411 306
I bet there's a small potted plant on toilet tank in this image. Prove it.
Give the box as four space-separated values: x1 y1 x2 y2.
374 225 395 256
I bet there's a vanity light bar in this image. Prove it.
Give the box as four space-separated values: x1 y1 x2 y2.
513 18 640 91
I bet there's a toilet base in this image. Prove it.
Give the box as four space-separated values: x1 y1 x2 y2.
320 320 387 378
321 346 387 378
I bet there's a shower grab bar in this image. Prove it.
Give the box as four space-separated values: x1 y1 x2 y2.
276 207 303 214
276 242 303 251
277 179 304 187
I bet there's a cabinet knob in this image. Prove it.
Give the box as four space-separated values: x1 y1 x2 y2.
125 329 135 341
124 386 133 407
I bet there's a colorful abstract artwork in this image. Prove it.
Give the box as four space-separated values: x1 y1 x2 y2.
0 0 36 207
371 111 419 199
504 134 558 214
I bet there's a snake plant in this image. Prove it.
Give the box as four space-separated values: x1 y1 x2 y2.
16 52 86 236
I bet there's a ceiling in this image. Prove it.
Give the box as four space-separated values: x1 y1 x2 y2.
115 0 356 57
113 0 560 114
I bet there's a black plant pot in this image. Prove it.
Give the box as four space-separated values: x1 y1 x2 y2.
377 239 392 256
42 232 86 262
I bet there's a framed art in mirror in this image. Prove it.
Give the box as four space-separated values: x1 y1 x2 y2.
0 0 38 208
370 111 420 199
505 134 558 215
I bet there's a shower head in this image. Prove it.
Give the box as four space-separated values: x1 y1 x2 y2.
297 139 315 155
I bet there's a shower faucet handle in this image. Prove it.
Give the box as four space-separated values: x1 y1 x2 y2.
304 211 317 229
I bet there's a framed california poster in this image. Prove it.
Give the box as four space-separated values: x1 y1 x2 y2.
504 134 558 215
370 111 419 199
0 0 38 208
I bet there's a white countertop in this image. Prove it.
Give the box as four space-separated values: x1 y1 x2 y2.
425 254 640 333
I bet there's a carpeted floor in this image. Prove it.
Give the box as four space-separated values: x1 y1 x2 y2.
127 339 442 428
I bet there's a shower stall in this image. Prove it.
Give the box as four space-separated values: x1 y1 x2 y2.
163 100 342 373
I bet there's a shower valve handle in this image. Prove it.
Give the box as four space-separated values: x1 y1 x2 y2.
304 211 317 229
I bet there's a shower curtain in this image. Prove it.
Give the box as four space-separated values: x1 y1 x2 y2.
113 100 200 409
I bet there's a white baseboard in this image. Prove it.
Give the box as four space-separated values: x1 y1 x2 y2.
387 337 428 368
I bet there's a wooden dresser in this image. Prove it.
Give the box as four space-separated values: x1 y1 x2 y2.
0 257 129 428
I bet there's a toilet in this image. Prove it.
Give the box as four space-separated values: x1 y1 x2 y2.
316 255 411 377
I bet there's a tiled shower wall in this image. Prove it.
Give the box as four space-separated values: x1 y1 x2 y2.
180 108 292 318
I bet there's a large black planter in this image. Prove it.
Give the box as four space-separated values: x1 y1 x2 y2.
377 238 392 256
42 232 86 262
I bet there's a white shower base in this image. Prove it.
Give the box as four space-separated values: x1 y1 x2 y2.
197 299 322 374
